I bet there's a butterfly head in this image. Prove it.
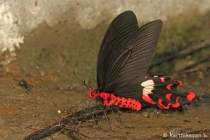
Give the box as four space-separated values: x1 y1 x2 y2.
88 90 99 99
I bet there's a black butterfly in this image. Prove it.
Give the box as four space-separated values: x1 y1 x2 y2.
88 10 195 111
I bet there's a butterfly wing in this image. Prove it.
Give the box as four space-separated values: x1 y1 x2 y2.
99 19 163 94
141 75 195 109
97 11 196 109
97 10 139 90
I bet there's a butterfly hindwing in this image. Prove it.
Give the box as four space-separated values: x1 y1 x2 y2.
141 75 196 109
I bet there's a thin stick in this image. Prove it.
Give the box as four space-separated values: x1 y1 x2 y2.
176 55 210 72
149 41 210 69
24 105 108 140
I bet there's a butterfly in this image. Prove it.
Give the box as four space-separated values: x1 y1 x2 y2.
88 10 195 111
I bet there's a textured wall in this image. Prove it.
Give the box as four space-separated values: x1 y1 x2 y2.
0 0 210 64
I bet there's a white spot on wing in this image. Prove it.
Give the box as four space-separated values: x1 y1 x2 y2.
141 80 154 87
141 80 154 96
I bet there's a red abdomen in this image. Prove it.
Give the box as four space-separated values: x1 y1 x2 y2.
88 90 142 111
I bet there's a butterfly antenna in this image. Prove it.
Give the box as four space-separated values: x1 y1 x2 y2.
73 70 93 89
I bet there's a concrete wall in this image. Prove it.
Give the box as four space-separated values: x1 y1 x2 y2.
0 0 210 64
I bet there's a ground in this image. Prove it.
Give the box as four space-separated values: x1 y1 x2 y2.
0 11 210 140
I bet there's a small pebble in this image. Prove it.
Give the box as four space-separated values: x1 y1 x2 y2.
57 110 61 114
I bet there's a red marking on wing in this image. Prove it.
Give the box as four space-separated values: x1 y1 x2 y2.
165 93 172 100
158 99 170 109
166 84 172 90
157 94 180 109
186 91 196 101
177 80 182 86
165 94 180 108
160 77 165 82
171 97 180 108
142 95 155 104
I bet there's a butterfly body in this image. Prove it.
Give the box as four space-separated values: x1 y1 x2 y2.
88 90 142 110
88 10 195 111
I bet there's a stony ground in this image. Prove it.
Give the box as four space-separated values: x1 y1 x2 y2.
0 11 210 140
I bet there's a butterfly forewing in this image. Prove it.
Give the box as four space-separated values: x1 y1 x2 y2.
97 11 138 90
101 20 163 96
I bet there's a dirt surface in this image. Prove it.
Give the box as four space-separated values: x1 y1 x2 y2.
0 11 210 140
0 69 210 140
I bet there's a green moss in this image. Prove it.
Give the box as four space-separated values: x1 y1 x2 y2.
150 10 210 75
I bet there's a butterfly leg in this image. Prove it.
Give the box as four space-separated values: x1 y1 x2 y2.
111 107 134 128
103 108 115 132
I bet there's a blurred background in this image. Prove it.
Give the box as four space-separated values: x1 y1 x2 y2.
0 0 210 139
